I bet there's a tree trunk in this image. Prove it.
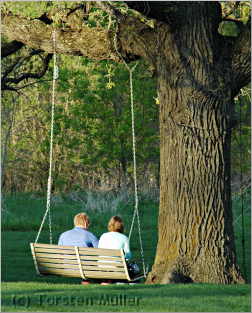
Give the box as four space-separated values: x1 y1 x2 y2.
147 82 243 283
146 4 244 284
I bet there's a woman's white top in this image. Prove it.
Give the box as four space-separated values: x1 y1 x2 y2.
98 231 132 259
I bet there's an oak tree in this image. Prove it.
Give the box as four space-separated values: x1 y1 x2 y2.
2 1 250 283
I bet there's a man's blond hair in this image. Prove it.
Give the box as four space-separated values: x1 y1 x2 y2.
74 212 90 227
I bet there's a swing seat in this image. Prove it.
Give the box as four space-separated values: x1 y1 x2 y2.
30 243 144 282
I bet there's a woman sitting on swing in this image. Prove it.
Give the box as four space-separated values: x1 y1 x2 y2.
98 216 139 284
99 216 132 259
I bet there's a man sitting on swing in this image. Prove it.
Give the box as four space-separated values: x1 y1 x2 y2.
58 212 98 248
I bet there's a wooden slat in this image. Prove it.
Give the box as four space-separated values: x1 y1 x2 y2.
80 255 122 264
81 265 125 272
39 267 81 278
35 253 77 259
37 262 79 269
34 244 121 257
35 248 75 254
37 261 125 272
35 257 123 268
35 253 123 262
79 255 122 262
84 270 127 279
36 257 78 265
33 243 74 250
39 266 127 279
78 247 121 256
81 261 124 267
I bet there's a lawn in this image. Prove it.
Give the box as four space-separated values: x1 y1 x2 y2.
1 192 251 312
2 282 250 312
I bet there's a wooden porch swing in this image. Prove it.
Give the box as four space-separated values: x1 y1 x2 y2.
30 243 145 282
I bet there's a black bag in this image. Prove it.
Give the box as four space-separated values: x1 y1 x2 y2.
127 261 140 278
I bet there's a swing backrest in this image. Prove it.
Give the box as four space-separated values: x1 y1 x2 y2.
30 243 131 281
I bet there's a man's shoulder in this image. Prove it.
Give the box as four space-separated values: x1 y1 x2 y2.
59 228 75 237
85 229 97 238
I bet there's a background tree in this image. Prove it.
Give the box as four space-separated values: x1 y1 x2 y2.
1 1 250 283
2 54 159 192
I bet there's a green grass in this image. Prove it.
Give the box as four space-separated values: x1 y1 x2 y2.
2 282 250 312
1 191 251 312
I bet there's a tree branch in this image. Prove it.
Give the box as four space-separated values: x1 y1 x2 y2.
1 40 24 58
94 1 123 20
1 53 52 91
2 49 42 80
5 54 52 84
125 1 180 25
230 17 251 97
1 6 157 65
8 79 52 91
1 11 120 61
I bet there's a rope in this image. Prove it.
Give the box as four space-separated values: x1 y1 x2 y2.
112 22 147 277
239 94 246 278
35 30 58 244
128 66 138 241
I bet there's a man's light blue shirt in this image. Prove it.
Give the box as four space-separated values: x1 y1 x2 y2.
58 227 98 248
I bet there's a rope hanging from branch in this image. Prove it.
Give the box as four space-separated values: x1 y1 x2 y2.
238 94 246 278
112 21 147 277
35 30 58 244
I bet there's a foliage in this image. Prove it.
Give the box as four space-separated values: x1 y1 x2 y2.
2 1 76 18
2 52 159 192
3 65 250 193
221 1 251 23
231 86 251 179
219 1 250 36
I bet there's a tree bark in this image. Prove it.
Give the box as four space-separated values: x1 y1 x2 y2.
147 70 244 283
230 17 251 97
146 3 246 284
1 11 119 61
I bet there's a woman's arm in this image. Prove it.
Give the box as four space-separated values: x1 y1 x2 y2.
124 237 132 260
